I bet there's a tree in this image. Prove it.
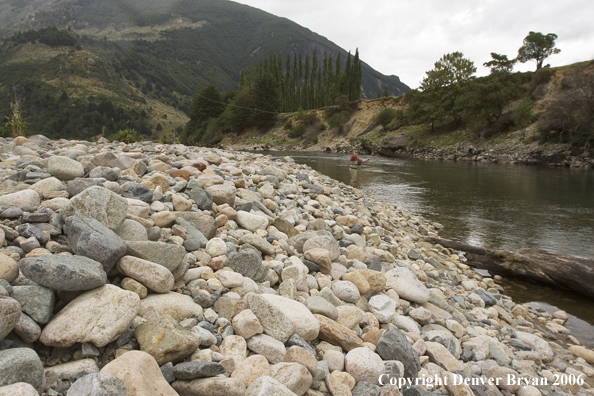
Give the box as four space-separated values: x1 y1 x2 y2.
183 85 225 143
517 31 561 70
483 53 516 74
420 52 476 91
409 52 476 130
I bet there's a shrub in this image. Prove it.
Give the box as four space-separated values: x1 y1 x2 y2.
283 120 293 130
327 111 350 134
374 108 398 129
111 128 139 143
289 123 306 138
512 100 537 128
301 112 318 126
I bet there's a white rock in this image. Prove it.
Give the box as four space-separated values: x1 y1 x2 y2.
345 347 385 385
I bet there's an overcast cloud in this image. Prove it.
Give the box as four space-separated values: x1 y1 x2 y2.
234 0 594 89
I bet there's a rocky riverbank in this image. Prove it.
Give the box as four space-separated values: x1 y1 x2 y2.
0 135 593 396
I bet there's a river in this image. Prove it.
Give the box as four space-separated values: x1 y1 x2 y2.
262 151 594 347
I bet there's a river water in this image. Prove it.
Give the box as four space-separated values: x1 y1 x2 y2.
262 151 594 347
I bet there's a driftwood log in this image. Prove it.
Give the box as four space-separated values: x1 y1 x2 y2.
424 237 594 299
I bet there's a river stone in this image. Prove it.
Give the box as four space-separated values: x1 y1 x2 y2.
115 219 149 241
47 155 85 180
246 375 296 396
12 312 41 344
0 296 21 340
139 292 203 321
188 188 213 211
303 235 340 261
232 309 264 339
239 234 275 256
100 350 178 396
92 152 133 170
135 315 201 365
236 211 269 231
385 267 430 304
270 362 312 396
17 223 48 245
0 190 40 208
122 183 153 203
89 166 121 181
0 382 39 396
173 377 246 396
0 252 18 283
304 296 339 320
332 281 361 303
175 212 217 239
316 314 364 352
125 241 186 272
39 284 140 347
376 325 421 379
61 186 128 230
246 334 287 364
425 341 468 373
206 181 236 206
64 216 130 271
345 347 385 385
29 177 63 194
368 294 398 323
116 256 174 294
225 245 267 282
19 254 107 291
173 361 225 380
247 293 320 343
515 331 554 361
11 285 55 324
0 348 45 392
68 373 127 396
231 355 271 386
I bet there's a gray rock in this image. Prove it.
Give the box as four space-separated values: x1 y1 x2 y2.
66 178 104 198
11 285 55 324
225 245 267 282
352 381 381 396
89 166 122 181
148 226 161 241
115 219 148 241
121 183 153 203
61 186 128 230
286 334 316 357
376 326 421 380
65 216 128 272
91 152 133 170
172 361 225 380
161 362 175 383
403 385 435 396
188 188 213 211
0 296 21 340
238 234 275 256
67 372 128 396
302 183 323 194
304 296 339 320
0 190 40 208
125 241 186 272
47 156 85 181
19 254 107 291
174 218 208 247
474 289 498 306
331 281 361 303
17 223 49 245
0 348 45 391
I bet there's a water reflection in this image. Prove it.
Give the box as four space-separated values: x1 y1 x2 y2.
269 151 594 258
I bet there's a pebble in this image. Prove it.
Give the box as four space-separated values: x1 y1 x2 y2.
0 136 590 396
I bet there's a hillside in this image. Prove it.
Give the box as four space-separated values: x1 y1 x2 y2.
223 60 594 168
0 0 409 141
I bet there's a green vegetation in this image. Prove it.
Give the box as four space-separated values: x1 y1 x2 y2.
518 32 561 70
110 128 140 143
375 108 399 129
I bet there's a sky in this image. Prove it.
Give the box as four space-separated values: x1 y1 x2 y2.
234 0 594 89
